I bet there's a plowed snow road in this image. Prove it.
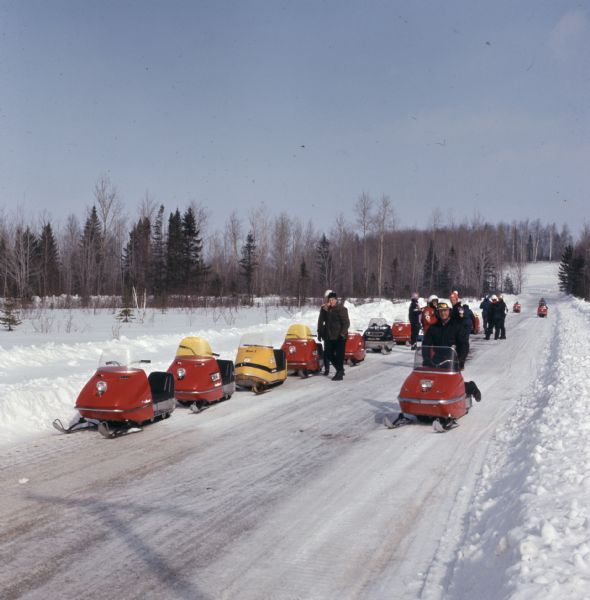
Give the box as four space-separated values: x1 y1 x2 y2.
0 289 556 599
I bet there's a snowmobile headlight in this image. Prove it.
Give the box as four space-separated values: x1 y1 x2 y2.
288 345 296 355
96 380 108 395
210 372 221 382
176 367 186 380
420 379 433 392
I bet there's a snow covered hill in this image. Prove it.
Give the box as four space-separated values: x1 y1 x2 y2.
1 262 588 599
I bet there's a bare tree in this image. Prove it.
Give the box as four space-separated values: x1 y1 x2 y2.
373 195 394 297
354 193 373 296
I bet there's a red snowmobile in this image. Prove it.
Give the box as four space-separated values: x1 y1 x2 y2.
537 302 548 318
384 346 473 432
513 301 521 313
344 331 366 365
392 321 411 345
168 336 235 412
53 348 175 438
280 324 323 377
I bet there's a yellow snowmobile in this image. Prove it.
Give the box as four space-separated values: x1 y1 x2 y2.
234 332 288 394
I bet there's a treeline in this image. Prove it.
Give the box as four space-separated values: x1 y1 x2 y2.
0 179 574 306
558 226 590 300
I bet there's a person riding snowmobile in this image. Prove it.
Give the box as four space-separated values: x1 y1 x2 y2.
422 301 481 401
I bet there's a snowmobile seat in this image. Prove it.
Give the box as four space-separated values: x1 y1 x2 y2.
217 359 235 385
148 371 175 402
273 349 286 371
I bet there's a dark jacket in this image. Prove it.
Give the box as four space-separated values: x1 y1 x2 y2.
317 305 329 341
324 303 350 340
422 317 468 366
462 305 473 333
493 300 507 324
450 300 463 325
409 299 421 326
479 297 491 316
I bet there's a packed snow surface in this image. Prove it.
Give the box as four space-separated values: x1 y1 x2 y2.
1 262 589 599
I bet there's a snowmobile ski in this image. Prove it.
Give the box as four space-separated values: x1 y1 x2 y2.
383 413 413 429
98 422 142 439
52 417 95 434
190 402 210 414
432 418 459 433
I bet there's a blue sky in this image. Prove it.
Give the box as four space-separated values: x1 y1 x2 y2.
1 0 589 236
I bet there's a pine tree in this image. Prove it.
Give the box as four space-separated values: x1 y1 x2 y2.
503 274 515 294
389 257 399 298
239 231 258 304
38 222 60 297
298 259 309 306
422 240 439 292
79 206 103 299
0 298 22 331
123 218 151 293
181 207 202 293
558 245 573 292
315 234 332 289
150 205 167 300
166 210 184 294
570 254 585 297
116 287 135 322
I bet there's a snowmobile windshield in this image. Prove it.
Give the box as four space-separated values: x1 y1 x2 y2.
415 346 460 373
367 318 389 328
239 332 274 348
98 348 142 370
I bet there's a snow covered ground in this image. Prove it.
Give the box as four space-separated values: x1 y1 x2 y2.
1 262 588 599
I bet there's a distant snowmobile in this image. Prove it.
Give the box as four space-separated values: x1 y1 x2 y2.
362 318 394 354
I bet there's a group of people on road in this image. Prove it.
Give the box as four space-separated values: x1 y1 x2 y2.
316 288 480 401
409 290 475 369
479 294 508 340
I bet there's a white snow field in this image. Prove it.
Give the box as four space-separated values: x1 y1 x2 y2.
1 262 588 600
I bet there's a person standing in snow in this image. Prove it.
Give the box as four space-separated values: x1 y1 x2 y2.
485 295 498 340
322 291 350 381
409 292 421 350
317 289 333 376
494 294 508 340
422 301 481 400
480 295 491 333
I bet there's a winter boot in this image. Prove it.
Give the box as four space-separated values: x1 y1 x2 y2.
331 370 344 381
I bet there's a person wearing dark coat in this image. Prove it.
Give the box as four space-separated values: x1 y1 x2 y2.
317 289 333 375
321 291 350 381
494 294 508 340
480 295 491 333
422 301 481 401
485 295 498 340
408 292 421 349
